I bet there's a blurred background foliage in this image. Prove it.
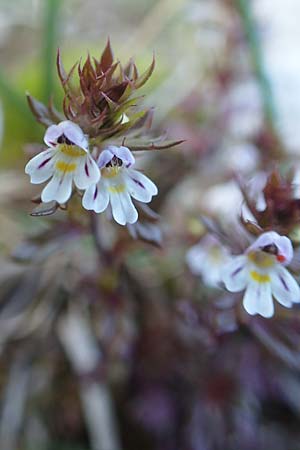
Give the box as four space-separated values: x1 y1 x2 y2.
2 1 300 450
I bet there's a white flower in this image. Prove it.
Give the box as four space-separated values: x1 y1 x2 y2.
82 145 158 226
25 121 100 204
222 231 300 318
186 234 231 288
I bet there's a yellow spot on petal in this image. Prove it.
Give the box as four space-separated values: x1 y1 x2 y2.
102 167 120 178
59 144 86 157
250 271 270 283
247 251 275 268
55 160 77 173
209 246 223 263
108 184 126 194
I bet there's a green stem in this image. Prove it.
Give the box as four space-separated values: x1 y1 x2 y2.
236 0 277 128
42 0 61 102
0 72 29 117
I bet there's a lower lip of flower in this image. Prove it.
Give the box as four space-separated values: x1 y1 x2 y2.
250 270 271 283
102 167 120 178
208 247 223 263
247 251 275 268
55 161 77 173
59 144 86 157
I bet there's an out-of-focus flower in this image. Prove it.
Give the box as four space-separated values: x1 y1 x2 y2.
186 234 231 287
223 80 263 140
25 121 100 204
222 231 300 317
82 146 157 225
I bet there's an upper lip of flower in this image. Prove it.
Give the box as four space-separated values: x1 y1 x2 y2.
97 145 135 169
246 231 293 266
44 120 89 152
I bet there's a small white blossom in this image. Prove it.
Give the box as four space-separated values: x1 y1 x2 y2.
186 234 231 287
222 231 300 318
25 121 100 204
82 146 158 226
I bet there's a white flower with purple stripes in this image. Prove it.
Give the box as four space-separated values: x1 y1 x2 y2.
25 121 100 204
222 231 300 318
186 235 230 288
82 145 158 225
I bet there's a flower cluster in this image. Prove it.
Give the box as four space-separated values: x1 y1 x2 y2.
25 120 158 225
187 231 300 318
24 42 182 227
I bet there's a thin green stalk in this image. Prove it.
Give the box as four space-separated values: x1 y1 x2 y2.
0 71 29 117
42 0 61 102
236 0 277 128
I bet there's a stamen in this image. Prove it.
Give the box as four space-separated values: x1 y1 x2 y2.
106 156 123 168
261 244 278 255
57 134 74 145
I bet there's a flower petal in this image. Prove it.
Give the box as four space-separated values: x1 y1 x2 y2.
82 181 109 213
44 124 64 147
119 192 138 224
127 169 158 200
186 244 206 276
243 281 274 318
98 149 115 169
109 191 138 225
247 231 293 265
111 145 135 167
25 148 56 184
222 256 247 292
41 173 73 204
271 265 300 306
275 236 294 265
62 121 88 151
44 121 88 151
202 265 223 287
74 154 100 189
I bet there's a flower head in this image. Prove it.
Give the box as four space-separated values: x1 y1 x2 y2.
186 234 230 287
82 145 158 225
222 231 300 318
25 121 100 204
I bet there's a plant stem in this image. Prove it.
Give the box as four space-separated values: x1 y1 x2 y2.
58 309 122 450
235 0 277 128
42 0 61 102
90 212 113 266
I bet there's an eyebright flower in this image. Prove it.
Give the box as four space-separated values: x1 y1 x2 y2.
186 234 230 288
222 231 300 318
25 121 100 204
82 145 158 226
